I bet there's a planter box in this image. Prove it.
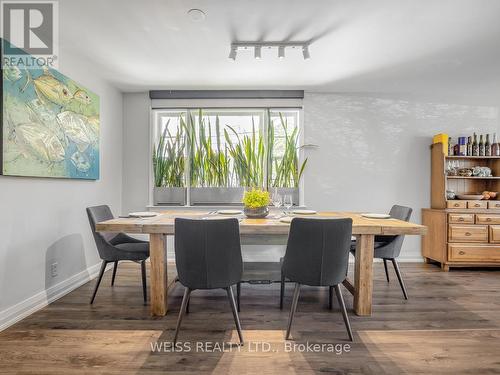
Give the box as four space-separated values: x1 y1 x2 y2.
273 187 299 206
190 187 245 205
153 187 186 205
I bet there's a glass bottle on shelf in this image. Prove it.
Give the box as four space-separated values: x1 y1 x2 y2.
479 134 485 156
448 137 454 156
485 134 491 156
492 133 500 156
467 136 472 156
472 133 479 156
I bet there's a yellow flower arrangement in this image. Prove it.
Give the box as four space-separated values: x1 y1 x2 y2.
242 189 270 208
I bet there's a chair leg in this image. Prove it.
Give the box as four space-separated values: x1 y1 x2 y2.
383 259 390 282
391 259 408 300
226 287 244 344
236 282 241 312
285 283 301 340
329 286 334 310
173 287 191 344
90 260 107 304
280 272 285 310
334 284 353 341
140 260 148 304
111 261 118 286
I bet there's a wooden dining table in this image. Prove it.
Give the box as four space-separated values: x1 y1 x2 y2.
96 211 426 317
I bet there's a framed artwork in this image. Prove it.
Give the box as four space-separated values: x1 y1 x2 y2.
1 39 100 179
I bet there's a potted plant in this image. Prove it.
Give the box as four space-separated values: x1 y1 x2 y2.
242 189 270 218
152 119 186 205
267 112 307 206
188 111 245 204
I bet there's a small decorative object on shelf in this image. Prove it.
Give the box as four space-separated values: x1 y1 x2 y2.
485 134 491 156
482 191 498 200
472 166 492 177
479 134 485 156
472 133 479 156
492 133 500 156
242 189 270 218
446 190 456 200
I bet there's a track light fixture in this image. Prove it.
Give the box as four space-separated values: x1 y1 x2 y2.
302 45 310 60
228 45 237 61
278 46 285 60
228 42 310 61
254 46 262 60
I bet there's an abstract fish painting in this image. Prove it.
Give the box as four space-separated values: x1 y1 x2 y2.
1 40 100 180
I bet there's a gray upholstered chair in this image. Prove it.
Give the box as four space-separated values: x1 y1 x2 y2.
173 218 244 345
281 218 354 341
350 205 412 300
86 205 149 304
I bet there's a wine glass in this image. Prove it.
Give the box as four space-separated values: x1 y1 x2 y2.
283 194 293 213
272 189 282 208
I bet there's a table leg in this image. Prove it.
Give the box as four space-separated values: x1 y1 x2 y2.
353 234 375 316
150 233 168 316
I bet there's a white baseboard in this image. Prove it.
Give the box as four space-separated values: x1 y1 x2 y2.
0 262 111 332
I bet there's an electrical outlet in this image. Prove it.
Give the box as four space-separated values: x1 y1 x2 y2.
51 262 58 277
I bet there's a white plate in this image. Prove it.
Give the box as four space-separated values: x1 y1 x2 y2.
292 209 317 215
217 210 243 215
129 212 159 218
280 216 294 223
361 213 391 219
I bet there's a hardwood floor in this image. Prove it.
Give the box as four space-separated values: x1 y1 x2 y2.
1 262 499 374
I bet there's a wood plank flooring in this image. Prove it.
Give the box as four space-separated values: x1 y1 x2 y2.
1 262 499 374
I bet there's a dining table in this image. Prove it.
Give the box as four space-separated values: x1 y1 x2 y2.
96 210 427 317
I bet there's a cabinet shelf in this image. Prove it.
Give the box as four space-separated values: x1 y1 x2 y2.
446 176 500 180
446 155 500 159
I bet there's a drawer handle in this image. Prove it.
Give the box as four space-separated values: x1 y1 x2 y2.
474 204 480 207
454 203 460 207
465 232 472 236
459 251 465 255
486 218 492 222
458 217 464 221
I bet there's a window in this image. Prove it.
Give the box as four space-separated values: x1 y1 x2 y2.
151 108 303 205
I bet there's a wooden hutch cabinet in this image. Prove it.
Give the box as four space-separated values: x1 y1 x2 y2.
422 143 500 271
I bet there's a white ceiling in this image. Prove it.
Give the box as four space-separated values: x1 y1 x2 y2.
60 0 500 97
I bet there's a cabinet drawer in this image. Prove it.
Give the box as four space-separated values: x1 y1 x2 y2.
448 225 488 242
488 201 500 209
448 244 500 261
448 213 474 224
467 201 487 209
476 214 500 224
447 201 467 209
490 225 500 243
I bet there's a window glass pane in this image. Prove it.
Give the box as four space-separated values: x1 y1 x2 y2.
269 110 302 188
153 110 186 187
189 109 265 187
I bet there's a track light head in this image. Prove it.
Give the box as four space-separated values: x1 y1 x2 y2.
302 45 310 60
254 46 262 60
278 46 285 60
228 46 237 61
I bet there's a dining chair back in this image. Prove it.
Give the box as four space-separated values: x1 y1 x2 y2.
282 217 354 341
173 218 244 344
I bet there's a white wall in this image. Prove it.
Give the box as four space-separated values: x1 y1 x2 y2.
0 52 123 329
122 93 150 213
303 92 499 259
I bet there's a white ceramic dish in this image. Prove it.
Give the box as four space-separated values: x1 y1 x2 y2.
292 209 317 215
279 216 294 223
129 212 159 218
361 213 391 219
217 210 243 215
456 194 484 200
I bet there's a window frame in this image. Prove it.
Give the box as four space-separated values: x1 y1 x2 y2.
149 105 304 206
